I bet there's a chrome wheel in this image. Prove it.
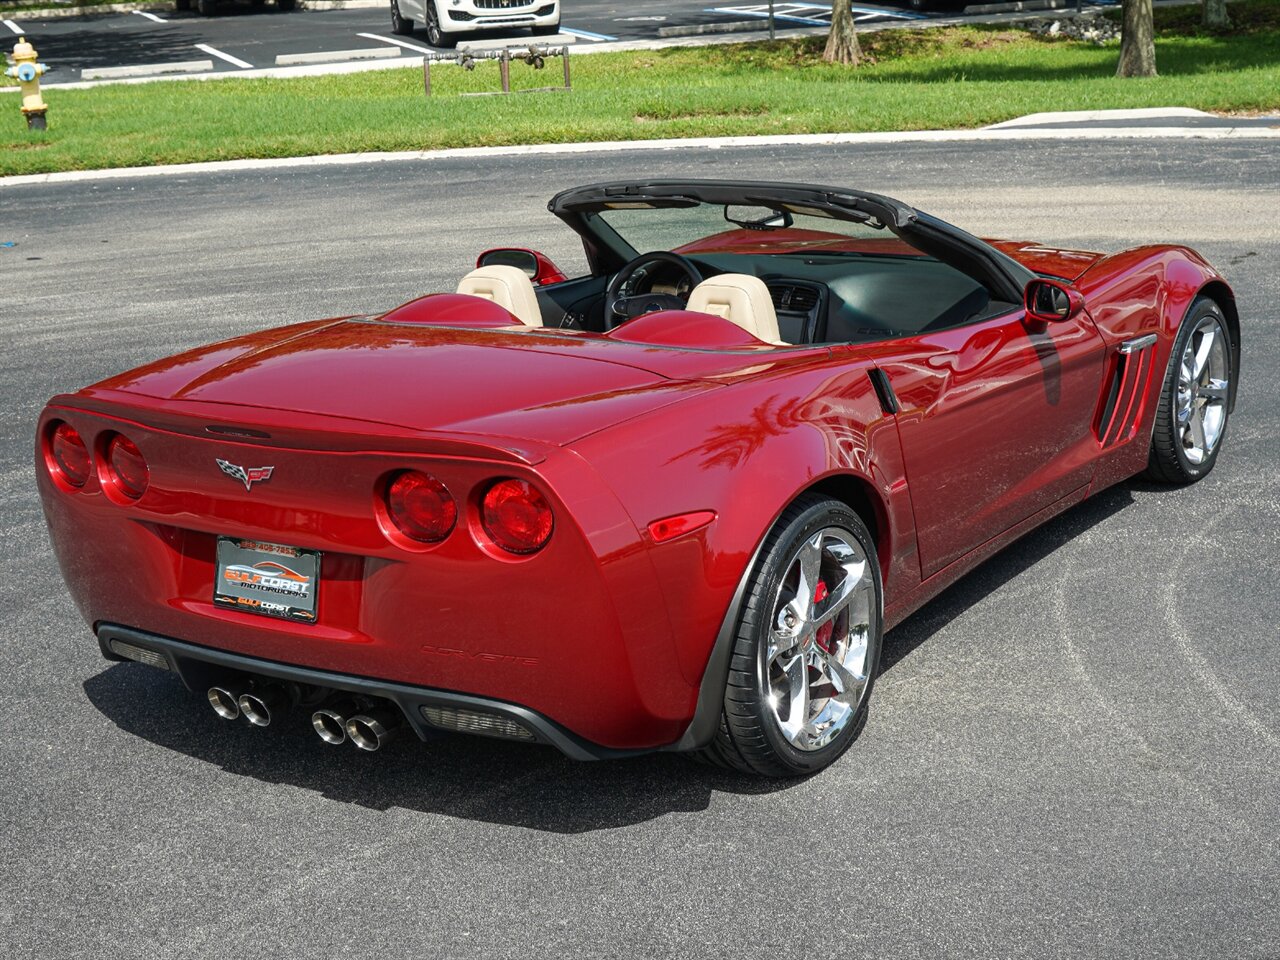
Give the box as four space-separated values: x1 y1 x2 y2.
1176 316 1230 465
762 527 874 752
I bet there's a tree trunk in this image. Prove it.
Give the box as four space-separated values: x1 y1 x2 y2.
1203 0 1230 28
823 0 862 65
1117 0 1157 77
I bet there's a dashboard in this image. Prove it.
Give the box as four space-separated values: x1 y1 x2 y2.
536 250 1006 344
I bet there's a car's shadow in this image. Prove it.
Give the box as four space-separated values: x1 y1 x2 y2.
84 484 1136 833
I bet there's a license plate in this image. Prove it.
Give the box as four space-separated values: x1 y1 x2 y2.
214 538 320 623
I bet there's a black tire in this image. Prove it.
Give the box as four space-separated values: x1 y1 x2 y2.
196 0 216 16
277 0 296 10
175 0 192 10
697 494 883 778
390 0 414 35
1145 297 1233 484
531 21 559 35
425 3 455 47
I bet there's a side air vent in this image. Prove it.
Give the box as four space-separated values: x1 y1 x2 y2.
768 284 821 314
1097 334 1159 446
788 286 820 313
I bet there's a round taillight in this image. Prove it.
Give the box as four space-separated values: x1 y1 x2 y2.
387 471 457 543
49 421 91 488
481 479 553 555
105 434 149 500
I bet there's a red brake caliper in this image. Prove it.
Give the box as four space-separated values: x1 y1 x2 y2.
813 580 834 653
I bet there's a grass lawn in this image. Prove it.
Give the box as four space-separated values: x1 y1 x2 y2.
1 0 1277 176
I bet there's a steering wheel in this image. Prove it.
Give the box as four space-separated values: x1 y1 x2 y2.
604 251 704 329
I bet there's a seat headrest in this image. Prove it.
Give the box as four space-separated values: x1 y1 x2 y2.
686 274 782 345
456 265 542 327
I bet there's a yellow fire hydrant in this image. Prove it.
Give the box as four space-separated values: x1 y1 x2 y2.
5 37 48 130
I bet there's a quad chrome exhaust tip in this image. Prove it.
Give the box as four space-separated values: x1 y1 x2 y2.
209 682 400 749
207 685 244 720
236 686 290 727
311 700 357 745
345 709 402 752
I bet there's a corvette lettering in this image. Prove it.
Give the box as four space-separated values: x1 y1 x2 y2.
216 458 275 491
420 644 539 667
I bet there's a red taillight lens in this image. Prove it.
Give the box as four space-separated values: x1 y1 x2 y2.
49 422 91 488
387 471 457 543
105 434 149 499
481 479 553 555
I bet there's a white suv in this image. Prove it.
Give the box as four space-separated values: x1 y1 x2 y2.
390 0 561 47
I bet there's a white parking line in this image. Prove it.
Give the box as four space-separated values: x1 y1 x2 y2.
3 19 23 35
195 43 254 68
709 2 922 22
130 9 168 22
709 3 829 24
561 27 617 41
357 32 436 56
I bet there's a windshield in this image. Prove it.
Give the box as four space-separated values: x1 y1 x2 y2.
593 202 934 261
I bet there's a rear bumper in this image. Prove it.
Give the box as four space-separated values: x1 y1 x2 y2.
38 402 705 752
99 623 641 761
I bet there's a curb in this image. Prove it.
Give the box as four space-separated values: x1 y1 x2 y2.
81 57 211 78
5 121 1280 187
657 20 767 38
987 106 1215 127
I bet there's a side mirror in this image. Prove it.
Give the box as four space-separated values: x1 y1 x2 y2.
1024 278 1085 323
476 248 567 287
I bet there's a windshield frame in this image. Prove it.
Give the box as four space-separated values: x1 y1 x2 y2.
548 179 1035 305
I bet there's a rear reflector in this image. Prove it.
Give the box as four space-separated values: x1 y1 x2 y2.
420 705 535 741
648 510 716 543
108 639 170 671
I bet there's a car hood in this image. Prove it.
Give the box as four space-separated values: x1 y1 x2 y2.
80 318 788 446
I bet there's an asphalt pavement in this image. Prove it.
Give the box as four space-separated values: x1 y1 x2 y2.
1 137 1278 958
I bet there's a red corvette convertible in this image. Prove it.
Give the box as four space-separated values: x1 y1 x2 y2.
36 180 1239 776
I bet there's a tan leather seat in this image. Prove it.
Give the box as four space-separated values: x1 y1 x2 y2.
456 265 543 327
686 274 783 345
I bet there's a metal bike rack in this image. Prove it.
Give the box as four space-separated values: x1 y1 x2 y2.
422 45 571 98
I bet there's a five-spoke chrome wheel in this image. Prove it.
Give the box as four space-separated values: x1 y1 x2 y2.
698 495 882 777
1147 297 1233 485
763 527 875 751
1176 316 1230 465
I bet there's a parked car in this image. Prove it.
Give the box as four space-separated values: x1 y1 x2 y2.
37 179 1239 777
177 0 296 17
390 0 561 48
